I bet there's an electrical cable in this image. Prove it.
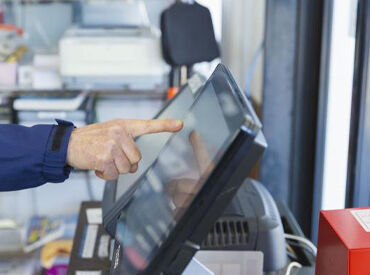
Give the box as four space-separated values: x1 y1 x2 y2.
284 233 317 256
286 239 317 258
285 261 302 275
286 250 299 261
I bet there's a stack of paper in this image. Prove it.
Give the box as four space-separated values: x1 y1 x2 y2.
14 92 93 127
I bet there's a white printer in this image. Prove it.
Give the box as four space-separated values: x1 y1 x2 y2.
59 27 168 90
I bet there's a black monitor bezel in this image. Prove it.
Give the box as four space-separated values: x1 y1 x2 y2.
143 127 264 275
110 64 265 274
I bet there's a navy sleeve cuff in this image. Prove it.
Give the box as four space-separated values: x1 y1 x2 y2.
43 119 75 183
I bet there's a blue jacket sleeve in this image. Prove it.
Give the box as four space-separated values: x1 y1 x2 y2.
0 121 74 191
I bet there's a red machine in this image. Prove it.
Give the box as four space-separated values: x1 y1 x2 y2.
316 207 370 274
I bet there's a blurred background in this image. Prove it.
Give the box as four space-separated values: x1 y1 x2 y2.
0 0 368 274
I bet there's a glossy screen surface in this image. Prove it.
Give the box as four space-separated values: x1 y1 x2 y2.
115 68 248 274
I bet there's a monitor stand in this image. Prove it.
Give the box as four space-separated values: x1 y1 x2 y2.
182 258 214 275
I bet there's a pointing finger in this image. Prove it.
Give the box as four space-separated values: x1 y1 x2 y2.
126 119 183 138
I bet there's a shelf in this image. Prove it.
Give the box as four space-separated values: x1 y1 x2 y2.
3 0 76 4
0 86 167 100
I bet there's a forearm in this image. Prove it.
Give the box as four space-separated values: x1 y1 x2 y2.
0 121 74 191
0 118 182 191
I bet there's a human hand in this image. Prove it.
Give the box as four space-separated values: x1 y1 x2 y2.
67 119 183 180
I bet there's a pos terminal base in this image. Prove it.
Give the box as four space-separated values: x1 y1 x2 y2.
68 201 111 275
68 190 313 275
184 251 264 275
182 259 213 275
69 179 282 274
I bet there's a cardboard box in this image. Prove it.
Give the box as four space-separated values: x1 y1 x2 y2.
316 208 370 275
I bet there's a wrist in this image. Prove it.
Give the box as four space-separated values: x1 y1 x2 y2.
43 119 75 183
66 129 76 168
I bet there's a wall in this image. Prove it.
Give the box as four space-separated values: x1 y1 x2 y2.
319 0 357 210
221 0 266 105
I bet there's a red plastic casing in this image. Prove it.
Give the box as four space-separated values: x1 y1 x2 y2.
316 208 370 275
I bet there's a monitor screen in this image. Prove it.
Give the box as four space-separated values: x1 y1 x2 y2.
114 66 249 274
102 74 205 237
114 82 196 202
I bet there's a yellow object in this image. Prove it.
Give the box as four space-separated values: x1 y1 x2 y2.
40 240 73 269
6 45 27 63
29 230 38 242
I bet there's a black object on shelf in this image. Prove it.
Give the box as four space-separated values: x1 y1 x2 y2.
161 1 220 89
161 1 219 66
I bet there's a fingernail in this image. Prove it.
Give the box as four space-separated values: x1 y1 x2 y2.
175 120 183 128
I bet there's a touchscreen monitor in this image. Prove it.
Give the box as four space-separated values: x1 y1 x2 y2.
111 64 265 275
102 76 203 235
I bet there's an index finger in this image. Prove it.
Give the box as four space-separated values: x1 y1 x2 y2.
126 119 183 138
